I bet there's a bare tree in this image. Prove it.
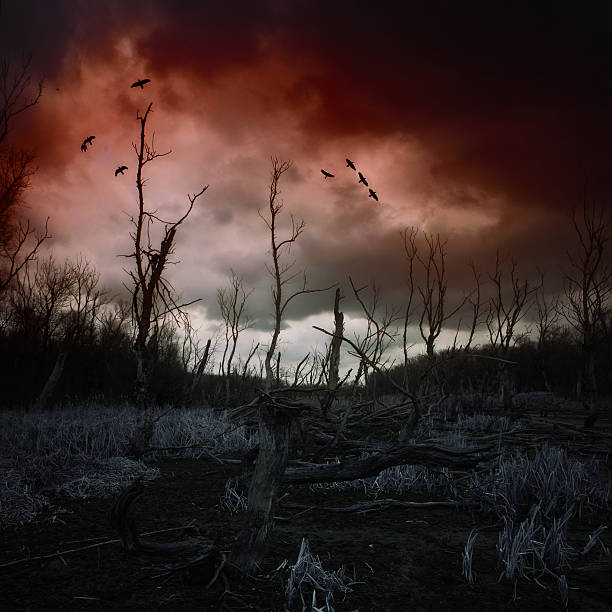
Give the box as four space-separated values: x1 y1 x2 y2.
348 276 399 395
484 253 539 411
7 255 107 408
0 216 49 295
486 252 539 354
217 270 253 405
231 157 334 574
400 227 418 382
0 56 48 295
0 55 42 146
327 287 344 389
33 257 108 409
462 260 483 352
259 157 334 391
178 313 214 406
124 102 207 411
560 198 611 405
415 231 467 359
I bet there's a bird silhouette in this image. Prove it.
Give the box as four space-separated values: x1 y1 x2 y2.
368 188 379 201
346 158 356 170
115 165 128 176
131 78 151 89
83 135 95 146
321 169 335 179
358 172 368 186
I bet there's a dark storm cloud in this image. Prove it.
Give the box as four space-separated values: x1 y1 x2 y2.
5 1 612 212
123 1 612 214
2 0 611 344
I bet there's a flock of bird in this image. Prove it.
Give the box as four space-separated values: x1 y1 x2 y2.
321 158 379 201
81 78 378 202
80 78 152 175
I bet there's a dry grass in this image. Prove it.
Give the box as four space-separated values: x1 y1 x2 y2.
0 402 256 528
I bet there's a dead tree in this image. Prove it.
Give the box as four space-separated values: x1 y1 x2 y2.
485 253 539 410
125 102 207 411
0 216 49 295
559 198 611 414
313 324 421 426
230 158 334 575
217 271 253 405
33 257 107 409
180 314 214 406
259 157 334 391
0 56 47 295
0 54 42 146
463 260 483 352
8 256 106 408
327 287 344 389
400 228 418 384
348 276 399 397
415 231 467 359
534 271 561 392
486 252 539 354
123 102 207 454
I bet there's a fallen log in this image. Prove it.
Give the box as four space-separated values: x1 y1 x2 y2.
282 442 494 485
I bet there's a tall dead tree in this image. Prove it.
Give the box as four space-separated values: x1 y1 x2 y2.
125 102 207 419
231 157 333 574
327 287 344 389
258 157 333 391
560 198 611 406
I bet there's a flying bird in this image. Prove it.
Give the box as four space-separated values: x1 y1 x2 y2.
321 169 335 179
131 78 151 89
368 188 379 201
346 158 356 170
115 165 128 176
358 172 368 186
80 136 95 151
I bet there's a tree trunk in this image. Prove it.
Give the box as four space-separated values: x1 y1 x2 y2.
230 405 291 574
134 342 150 410
188 338 211 406
33 346 67 409
328 288 343 389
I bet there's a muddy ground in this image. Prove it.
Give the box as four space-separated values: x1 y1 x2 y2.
1 453 610 611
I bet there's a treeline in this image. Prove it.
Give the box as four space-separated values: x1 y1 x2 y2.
373 331 612 400
0 253 268 408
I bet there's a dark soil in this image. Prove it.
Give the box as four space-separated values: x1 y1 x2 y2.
1 456 610 611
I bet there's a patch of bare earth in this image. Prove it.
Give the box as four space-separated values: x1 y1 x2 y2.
1 453 610 611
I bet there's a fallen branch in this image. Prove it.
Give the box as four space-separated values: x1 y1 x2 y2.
281 499 461 513
0 523 197 569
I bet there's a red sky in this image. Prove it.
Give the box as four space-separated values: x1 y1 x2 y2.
2 1 612 364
